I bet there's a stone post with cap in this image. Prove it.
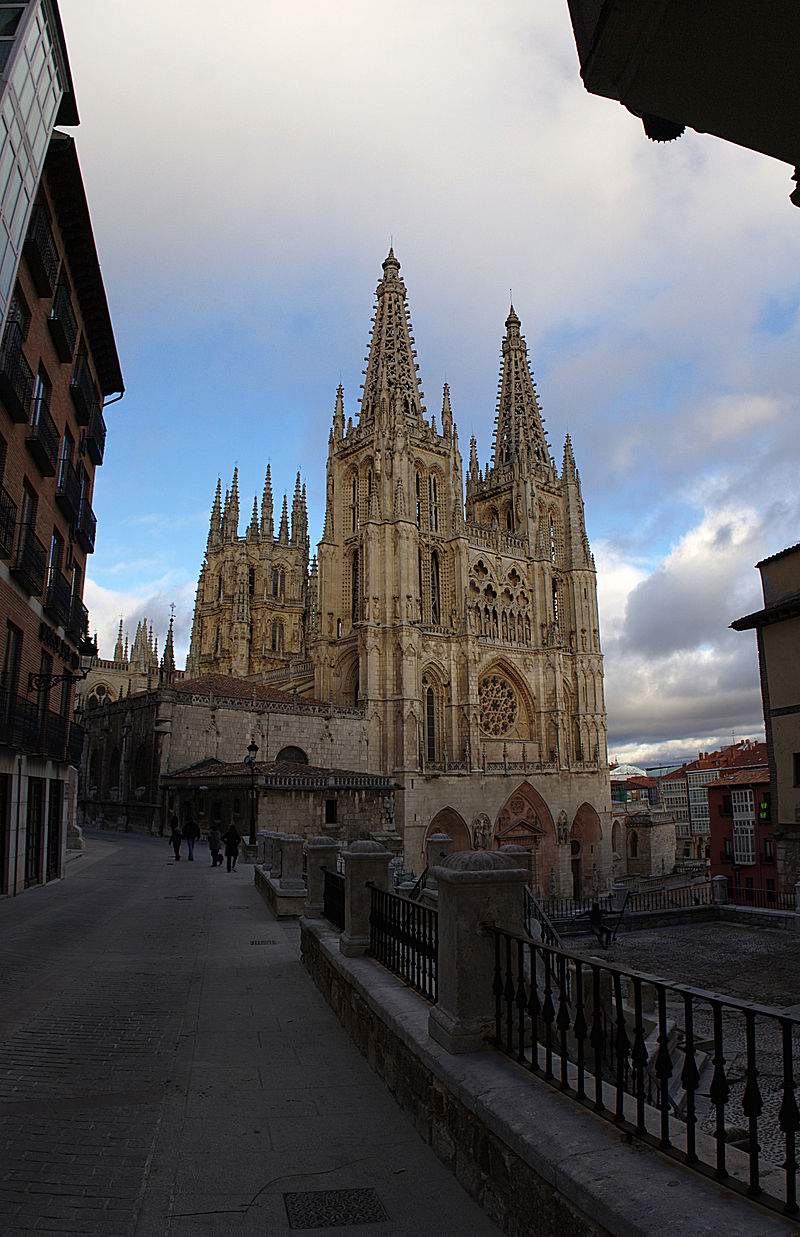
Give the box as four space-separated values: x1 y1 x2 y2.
425 832 453 893
428 850 530 1053
341 839 392 957
304 836 341 918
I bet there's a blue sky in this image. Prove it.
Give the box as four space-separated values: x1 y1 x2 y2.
59 0 800 767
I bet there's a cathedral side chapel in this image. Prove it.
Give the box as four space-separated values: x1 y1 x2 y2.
84 252 612 894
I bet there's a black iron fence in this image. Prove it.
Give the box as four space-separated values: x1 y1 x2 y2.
728 885 795 911
542 883 713 922
322 867 345 930
368 884 438 1003
488 925 800 1220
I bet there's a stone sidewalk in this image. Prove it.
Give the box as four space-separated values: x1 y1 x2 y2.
0 831 501 1236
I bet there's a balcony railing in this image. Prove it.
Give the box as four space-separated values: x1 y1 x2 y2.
85 407 106 465
69 594 89 643
728 885 794 911
55 457 81 523
23 202 60 296
67 721 85 766
0 483 17 558
75 499 96 554
43 710 68 761
70 350 98 426
11 523 46 597
48 282 79 362
0 690 40 749
0 321 34 423
44 566 72 627
368 883 439 1003
27 394 59 476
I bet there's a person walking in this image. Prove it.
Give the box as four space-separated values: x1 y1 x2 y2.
208 826 223 867
169 819 182 862
183 815 200 861
222 824 242 872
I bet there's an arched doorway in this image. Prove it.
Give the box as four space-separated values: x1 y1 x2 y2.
425 807 470 852
570 802 602 898
494 782 557 897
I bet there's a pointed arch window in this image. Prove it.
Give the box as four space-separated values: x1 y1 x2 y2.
271 620 284 652
351 550 359 624
248 567 255 597
552 580 559 628
429 475 439 531
350 475 359 533
271 568 285 599
549 513 557 563
431 550 441 625
415 472 422 527
422 677 437 764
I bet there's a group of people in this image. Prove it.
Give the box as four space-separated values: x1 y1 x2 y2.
169 815 242 871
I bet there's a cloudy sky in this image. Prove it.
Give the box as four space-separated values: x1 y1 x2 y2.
60 1 800 768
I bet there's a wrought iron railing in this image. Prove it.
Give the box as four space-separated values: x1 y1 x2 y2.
85 407 106 465
69 594 89 643
66 721 85 767
728 886 795 911
488 926 800 1219
524 887 566 949
0 483 17 557
76 498 96 553
24 201 60 295
44 566 72 627
322 866 345 930
0 690 40 749
56 457 81 523
541 893 615 921
70 349 98 426
28 392 59 476
48 281 79 361
11 523 46 597
368 884 438 1003
0 320 34 422
43 711 68 760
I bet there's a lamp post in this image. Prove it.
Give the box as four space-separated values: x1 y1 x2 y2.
245 737 259 845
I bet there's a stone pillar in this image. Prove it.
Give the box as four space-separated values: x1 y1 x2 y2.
794 880 800 913
305 837 341 919
425 832 453 893
612 884 628 912
428 851 529 1054
498 843 532 874
341 840 392 958
278 834 305 891
712 874 728 905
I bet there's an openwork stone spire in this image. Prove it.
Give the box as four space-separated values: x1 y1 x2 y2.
493 306 551 471
359 249 426 423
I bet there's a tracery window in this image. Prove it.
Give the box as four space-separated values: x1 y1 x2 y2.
351 549 359 624
271 620 284 652
415 472 422 527
429 474 439 531
478 674 518 736
425 685 436 762
431 551 440 625
87 683 113 708
271 568 285 599
350 475 359 533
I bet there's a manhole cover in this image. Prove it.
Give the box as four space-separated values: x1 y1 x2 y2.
284 1189 389 1229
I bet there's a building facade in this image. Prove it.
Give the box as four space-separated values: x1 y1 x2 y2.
174 251 612 890
0 118 122 894
609 767 676 881
77 612 182 708
732 543 800 889
707 765 777 900
654 739 766 864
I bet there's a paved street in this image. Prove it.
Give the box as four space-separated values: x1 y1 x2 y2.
0 831 500 1237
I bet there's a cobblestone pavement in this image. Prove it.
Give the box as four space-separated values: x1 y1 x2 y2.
0 832 500 1237
570 922 800 1168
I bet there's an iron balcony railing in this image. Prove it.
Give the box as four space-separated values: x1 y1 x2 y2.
55 457 81 524
488 926 800 1220
69 594 89 643
85 407 106 465
0 320 34 423
541 884 712 922
368 884 438 1003
76 498 96 553
0 483 17 558
0 690 40 749
70 349 98 426
24 202 60 296
48 281 79 362
27 393 59 476
43 710 68 761
11 523 46 597
322 867 345 930
44 566 72 628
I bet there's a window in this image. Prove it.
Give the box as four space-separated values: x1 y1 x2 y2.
271 620 283 652
733 822 756 865
429 475 439 531
60 426 73 466
764 839 775 862
1 621 22 706
271 567 285 599
5 284 29 340
351 550 359 624
31 365 51 427
48 528 63 572
723 837 733 860
431 551 440 625
552 580 559 626
720 794 731 817
630 831 638 858
415 472 421 527
350 475 359 533
19 478 36 529
325 798 337 824
425 684 436 762
248 567 254 597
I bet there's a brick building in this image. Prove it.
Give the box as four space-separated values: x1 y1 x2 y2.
0 93 122 891
707 765 777 902
654 739 766 864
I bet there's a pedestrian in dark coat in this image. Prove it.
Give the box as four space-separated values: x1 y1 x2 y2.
183 815 200 861
170 821 182 861
222 824 242 872
208 826 223 867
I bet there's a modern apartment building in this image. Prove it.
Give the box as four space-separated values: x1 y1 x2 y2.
0 9 122 895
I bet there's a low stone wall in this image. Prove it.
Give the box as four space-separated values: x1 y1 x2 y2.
253 864 306 917
301 918 789 1237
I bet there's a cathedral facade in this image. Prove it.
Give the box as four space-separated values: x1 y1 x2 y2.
184 252 611 892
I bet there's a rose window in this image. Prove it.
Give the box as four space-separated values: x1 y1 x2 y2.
479 675 518 736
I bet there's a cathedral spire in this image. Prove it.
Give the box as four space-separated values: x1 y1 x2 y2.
493 305 552 472
278 494 289 544
160 608 176 683
207 478 222 550
441 382 453 438
261 465 274 540
359 250 426 424
223 468 240 541
247 496 259 541
113 617 124 663
332 384 345 440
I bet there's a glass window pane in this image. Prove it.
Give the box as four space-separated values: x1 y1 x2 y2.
0 9 23 38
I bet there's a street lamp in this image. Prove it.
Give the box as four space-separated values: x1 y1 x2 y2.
245 737 259 845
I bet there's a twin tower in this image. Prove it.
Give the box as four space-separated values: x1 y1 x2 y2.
186 250 608 878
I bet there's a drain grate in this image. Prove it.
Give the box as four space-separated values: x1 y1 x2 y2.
250 939 277 946
284 1189 389 1229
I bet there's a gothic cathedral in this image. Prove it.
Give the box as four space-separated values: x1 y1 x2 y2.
186 251 611 892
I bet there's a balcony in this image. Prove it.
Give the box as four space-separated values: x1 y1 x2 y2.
68 594 89 644
26 394 59 476
0 321 34 423
70 350 98 426
67 721 85 767
0 690 40 750
85 407 106 465
44 565 72 628
23 203 60 297
11 523 46 597
0 484 17 558
75 499 96 554
48 282 79 362
55 457 81 523
43 710 68 761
